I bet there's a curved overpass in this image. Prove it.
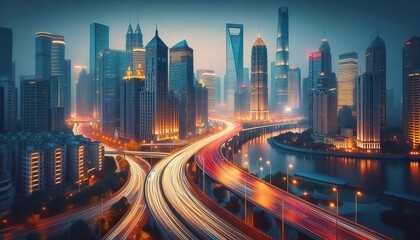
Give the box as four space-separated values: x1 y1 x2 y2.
145 121 270 239
195 119 390 240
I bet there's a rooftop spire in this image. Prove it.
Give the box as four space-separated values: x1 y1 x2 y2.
155 23 158 36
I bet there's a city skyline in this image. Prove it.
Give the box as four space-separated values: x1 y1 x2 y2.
2 0 420 112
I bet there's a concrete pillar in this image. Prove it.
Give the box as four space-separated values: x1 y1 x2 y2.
244 200 254 226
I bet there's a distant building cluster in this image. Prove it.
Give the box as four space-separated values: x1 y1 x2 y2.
0 131 103 215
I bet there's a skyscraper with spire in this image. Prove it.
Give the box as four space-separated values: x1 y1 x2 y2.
126 18 143 52
250 34 269 121
365 35 386 129
273 6 289 113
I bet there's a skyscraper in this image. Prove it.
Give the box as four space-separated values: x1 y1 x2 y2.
226 23 244 116
250 34 269 121
170 40 196 139
0 27 13 80
99 49 131 135
120 65 146 141
21 78 50 132
195 80 209 127
72 65 87 114
407 72 420 148
338 52 358 110
307 51 322 127
273 6 289 113
402 36 420 141
197 69 215 115
287 67 301 111
126 20 143 52
76 69 90 117
356 73 381 150
215 76 222 105
140 29 179 142
63 59 71 119
366 35 386 129
313 76 337 136
90 23 109 119
132 48 146 72
35 32 52 79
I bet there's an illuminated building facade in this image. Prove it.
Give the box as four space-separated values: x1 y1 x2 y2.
197 69 215 115
287 67 301 111
307 51 322 127
120 66 146 141
403 36 420 141
67 143 86 185
273 6 289 113
89 23 109 119
141 29 179 142
366 35 386 129
250 34 269 121
195 80 209 127
226 23 244 116
35 32 52 79
170 40 196 138
132 48 145 72
99 49 131 135
356 73 381 150
407 72 420 148
337 52 358 110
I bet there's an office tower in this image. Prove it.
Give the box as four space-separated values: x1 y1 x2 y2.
132 48 146 71
226 23 244 116
307 52 322 127
313 76 338 135
170 40 195 139
99 49 131 135
250 34 269 121
0 77 17 133
301 77 310 115
407 72 420 148
0 27 13 80
72 65 87 114
63 59 71 118
288 67 301 111
76 69 90 117
51 35 65 78
402 36 420 141
273 6 289 113
21 78 50 132
356 73 381 150
366 35 386 129
35 32 52 79
126 20 143 52
243 68 250 113
197 69 215 115
120 66 146 141
215 76 222 105
90 23 109 119
338 105 353 129
270 61 275 110
140 29 179 142
195 80 209 127
338 52 358 110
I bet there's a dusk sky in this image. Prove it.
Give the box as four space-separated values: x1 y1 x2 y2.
1 0 420 109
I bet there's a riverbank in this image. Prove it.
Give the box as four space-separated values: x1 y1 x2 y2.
268 137 420 161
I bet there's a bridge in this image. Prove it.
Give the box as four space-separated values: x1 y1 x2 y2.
105 151 169 158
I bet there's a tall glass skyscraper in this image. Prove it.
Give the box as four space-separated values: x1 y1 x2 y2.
337 52 358 110
21 78 50 132
366 35 386 129
273 6 289 113
287 67 301 111
402 36 420 141
90 23 109 119
170 40 196 139
0 27 13 80
250 34 269 121
35 32 52 79
76 69 90 117
126 21 144 52
197 69 215 115
225 23 244 116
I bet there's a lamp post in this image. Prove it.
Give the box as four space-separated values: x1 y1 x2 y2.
259 166 264 179
286 164 293 193
332 187 339 215
257 157 262 177
266 160 271 184
355 191 362 223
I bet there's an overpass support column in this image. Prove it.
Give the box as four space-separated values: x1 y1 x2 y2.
243 199 254 226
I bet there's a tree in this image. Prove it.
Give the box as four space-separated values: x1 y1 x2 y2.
68 219 95 240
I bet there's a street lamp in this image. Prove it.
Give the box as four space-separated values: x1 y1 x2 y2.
257 157 262 176
332 187 339 215
266 160 271 184
286 164 293 193
355 191 362 223
259 166 264 178
244 161 249 173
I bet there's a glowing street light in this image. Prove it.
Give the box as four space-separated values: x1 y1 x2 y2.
332 187 339 215
355 191 362 223
259 166 264 178
286 164 293 193
266 160 272 184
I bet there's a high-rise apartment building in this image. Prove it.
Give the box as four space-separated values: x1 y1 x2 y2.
21 78 50 132
407 72 420 148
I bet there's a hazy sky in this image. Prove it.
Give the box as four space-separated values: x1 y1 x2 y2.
1 0 420 108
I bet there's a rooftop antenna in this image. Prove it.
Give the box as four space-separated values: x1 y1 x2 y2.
155 22 158 35
323 29 326 41
258 23 261 38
